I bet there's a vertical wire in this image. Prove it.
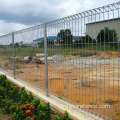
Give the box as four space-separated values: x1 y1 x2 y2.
108 6 110 119
53 23 55 96
49 24 52 94
55 22 57 97
80 16 82 107
68 17 70 103
87 13 90 113
78 16 81 106
57 22 59 100
12 33 15 78
61 21 63 99
56 22 58 99
112 6 115 120
69 18 72 103
43 25 45 90
91 10 94 114
61 21 64 99
71 18 73 103
61 21 66 100
54 23 56 96
95 10 98 116
47 24 49 92
67 19 69 103
63 21 66 100
35 27 38 88
81 16 83 108
59 21 62 99
60 21 62 98
43 25 45 91
53 23 56 96
66 20 68 102
84 13 87 109
48 24 50 94
75 17 77 105
51 24 53 93
66 19 68 102
73 18 75 105
99 8 102 117
47 24 49 93
103 7 106 118
39 27 41 89
53 23 55 95
52 23 54 96
117 3 120 120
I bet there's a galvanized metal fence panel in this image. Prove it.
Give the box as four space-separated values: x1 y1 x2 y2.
14 24 46 91
0 1 120 120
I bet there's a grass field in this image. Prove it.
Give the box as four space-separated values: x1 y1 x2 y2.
0 44 119 57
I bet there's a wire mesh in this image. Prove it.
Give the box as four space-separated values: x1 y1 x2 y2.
0 1 120 120
13 24 46 92
0 34 13 75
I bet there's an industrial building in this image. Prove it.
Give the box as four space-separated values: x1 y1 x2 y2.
86 18 120 41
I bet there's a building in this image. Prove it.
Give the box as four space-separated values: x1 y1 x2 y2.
86 18 120 41
33 36 59 45
33 36 82 45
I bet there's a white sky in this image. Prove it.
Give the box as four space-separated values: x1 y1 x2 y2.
0 0 119 35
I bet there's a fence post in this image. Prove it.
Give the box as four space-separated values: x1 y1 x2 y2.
12 32 15 79
44 23 49 96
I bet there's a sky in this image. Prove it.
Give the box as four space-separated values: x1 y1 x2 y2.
0 0 119 35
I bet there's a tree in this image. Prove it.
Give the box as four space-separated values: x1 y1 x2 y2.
20 44 27 47
57 29 73 44
72 35 95 47
73 40 81 47
82 35 93 43
0 44 3 48
97 27 118 46
14 42 19 47
39 40 44 47
47 40 54 45
80 35 94 47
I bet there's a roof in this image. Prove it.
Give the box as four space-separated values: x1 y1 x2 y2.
33 36 60 41
33 37 44 41
86 18 119 25
33 36 82 42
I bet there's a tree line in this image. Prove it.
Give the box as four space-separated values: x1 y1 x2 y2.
11 27 119 48
56 27 118 47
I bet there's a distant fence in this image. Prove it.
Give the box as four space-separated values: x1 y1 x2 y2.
0 1 120 120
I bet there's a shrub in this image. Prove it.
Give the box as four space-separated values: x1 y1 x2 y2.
31 99 40 108
0 74 71 120
54 111 71 120
37 102 51 119
97 27 118 47
82 35 93 43
73 40 81 47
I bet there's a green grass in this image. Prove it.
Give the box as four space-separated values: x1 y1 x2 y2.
81 76 90 87
34 79 39 81
0 44 119 57
105 98 118 105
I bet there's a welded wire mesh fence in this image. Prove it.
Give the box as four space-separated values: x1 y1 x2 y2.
0 1 120 120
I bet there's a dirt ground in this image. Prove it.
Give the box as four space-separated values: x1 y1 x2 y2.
0 51 120 120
